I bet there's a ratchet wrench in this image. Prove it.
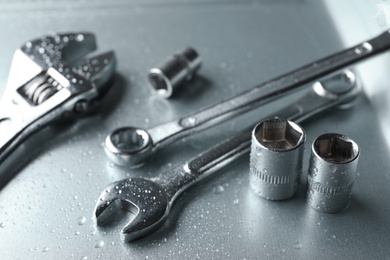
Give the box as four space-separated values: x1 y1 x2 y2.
105 29 390 167
0 33 116 167
95 70 359 241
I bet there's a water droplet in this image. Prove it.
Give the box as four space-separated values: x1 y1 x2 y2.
233 199 239 205
25 41 32 49
293 242 303 249
95 240 105 248
354 42 372 55
331 234 337 239
80 256 88 260
213 185 224 194
181 117 198 127
78 216 87 225
76 34 84 42
38 48 45 54
43 247 49 252
0 223 5 228
187 117 197 126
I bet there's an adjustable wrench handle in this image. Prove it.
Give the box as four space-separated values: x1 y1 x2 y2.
153 71 359 201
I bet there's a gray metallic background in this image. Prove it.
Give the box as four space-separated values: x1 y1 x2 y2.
1 0 390 259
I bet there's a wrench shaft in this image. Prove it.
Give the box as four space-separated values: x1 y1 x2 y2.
135 30 389 166
96 71 360 241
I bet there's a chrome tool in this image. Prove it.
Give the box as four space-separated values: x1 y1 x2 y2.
105 29 390 167
148 47 202 98
249 118 305 200
0 33 116 167
307 133 360 213
95 70 359 241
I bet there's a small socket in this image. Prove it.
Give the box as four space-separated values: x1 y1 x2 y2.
148 47 202 98
307 133 359 213
249 118 306 200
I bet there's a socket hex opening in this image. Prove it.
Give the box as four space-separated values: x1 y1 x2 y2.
313 133 359 163
254 118 304 150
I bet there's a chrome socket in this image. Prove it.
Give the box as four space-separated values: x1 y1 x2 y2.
249 118 306 200
148 47 202 98
307 133 359 213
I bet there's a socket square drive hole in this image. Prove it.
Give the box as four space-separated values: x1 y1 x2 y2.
314 133 359 163
149 73 169 95
255 119 303 150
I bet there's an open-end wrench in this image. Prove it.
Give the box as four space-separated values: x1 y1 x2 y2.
95 70 359 241
105 30 389 167
0 33 116 167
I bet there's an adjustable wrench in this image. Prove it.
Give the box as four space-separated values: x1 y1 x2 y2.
0 33 116 168
95 70 360 241
105 29 390 167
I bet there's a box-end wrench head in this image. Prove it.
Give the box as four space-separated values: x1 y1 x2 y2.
95 70 359 242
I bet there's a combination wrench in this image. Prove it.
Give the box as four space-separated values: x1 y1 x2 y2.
0 33 116 169
95 70 360 241
105 29 390 167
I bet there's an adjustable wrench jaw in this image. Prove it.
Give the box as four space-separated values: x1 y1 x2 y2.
94 178 170 242
0 32 116 164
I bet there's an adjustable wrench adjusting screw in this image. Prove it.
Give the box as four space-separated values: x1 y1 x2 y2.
249 118 305 200
306 133 359 213
148 47 202 98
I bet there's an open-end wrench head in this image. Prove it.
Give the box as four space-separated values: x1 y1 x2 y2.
94 178 170 242
77 51 116 96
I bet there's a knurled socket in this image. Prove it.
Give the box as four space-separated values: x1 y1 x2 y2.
307 133 359 213
249 118 306 200
148 47 202 98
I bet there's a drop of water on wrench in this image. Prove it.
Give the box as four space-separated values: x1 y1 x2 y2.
213 185 225 194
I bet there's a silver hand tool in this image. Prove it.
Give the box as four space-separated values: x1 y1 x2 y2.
105 30 389 167
148 47 202 98
249 118 305 200
307 133 359 213
0 33 116 166
95 70 359 241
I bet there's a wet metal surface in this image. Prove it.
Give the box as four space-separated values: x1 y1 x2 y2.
1 0 390 259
